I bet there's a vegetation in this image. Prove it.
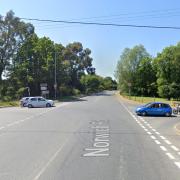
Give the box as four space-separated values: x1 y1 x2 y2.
0 11 117 101
115 43 180 100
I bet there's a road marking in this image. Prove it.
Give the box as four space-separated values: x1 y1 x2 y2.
33 139 68 180
174 162 180 168
150 135 156 140
118 99 180 170
0 103 70 130
171 145 179 151
0 126 5 130
166 153 175 160
147 132 152 135
144 129 148 131
160 146 167 151
84 121 110 157
155 140 161 144
160 136 166 140
164 140 171 145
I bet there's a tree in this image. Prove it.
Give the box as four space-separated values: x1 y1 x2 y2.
0 10 34 81
80 75 103 94
102 77 117 90
115 45 150 95
154 43 180 99
136 57 157 96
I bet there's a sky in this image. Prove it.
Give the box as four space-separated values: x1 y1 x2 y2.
1 0 180 78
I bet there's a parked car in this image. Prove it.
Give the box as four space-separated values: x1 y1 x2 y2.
135 102 172 117
27 97 54 108
20 97 31 107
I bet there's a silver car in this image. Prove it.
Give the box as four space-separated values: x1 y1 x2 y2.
20 97 31 107
27 97 54 108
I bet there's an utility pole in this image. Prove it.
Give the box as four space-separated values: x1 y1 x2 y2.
54 51 57 100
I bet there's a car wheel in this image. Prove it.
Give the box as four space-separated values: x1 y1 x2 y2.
28 104 33 108
165 112 171 117
46 103 51 107
141 111 147 116
23 103 26 107
173 109 178 114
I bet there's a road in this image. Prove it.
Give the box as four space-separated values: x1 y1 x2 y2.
0 91 180 180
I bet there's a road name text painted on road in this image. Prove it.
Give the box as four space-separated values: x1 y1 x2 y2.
83 120 110 157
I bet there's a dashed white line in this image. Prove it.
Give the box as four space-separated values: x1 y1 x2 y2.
171 145 179 151
150 135 156 140
147 132 152 135
166 153 175 160
174 162 180 168
152 129 156 132
0 126 5 130
160 146 167 151
164 140 171 145
160 136 166 140
155 140 161 144
155 132 160 135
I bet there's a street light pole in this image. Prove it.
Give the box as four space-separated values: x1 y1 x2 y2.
54 51 57 100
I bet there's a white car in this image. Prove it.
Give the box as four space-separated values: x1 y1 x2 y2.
20 97 31 107
27 97 54 108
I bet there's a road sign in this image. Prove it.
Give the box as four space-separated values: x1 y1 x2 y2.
40 83 47 87
41 90 49 95
40 86 47 91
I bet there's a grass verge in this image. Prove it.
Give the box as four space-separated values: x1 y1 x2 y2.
121 94 180 107
0 101 19 107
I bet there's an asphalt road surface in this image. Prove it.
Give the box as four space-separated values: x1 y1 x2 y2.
0 91 180 180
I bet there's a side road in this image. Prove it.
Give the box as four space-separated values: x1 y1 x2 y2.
116 93 180 135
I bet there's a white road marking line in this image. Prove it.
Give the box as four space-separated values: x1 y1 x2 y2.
150 135 156 140
160 136 166 140
178 152 180 155
155 140 161 144
166 153 175 160
171 145 179 151
147 132 152 135
0 126 5 130
155 132 160 135
144 121 148 124
141 125 145 128
144 129 148 131
152 129 156 132
33 139 68 180
160 146 167 151
174 162 180 168
164 140 171 145
0 103 70 130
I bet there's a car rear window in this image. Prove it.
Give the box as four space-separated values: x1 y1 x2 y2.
30 98 37 101
161 103 170 108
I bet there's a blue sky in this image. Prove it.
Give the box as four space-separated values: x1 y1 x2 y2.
1 0 180 78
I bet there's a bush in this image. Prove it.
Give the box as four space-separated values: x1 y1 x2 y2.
72 88 81 96
59 85 72 96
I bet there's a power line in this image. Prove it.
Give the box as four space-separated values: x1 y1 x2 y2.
21 17 180 30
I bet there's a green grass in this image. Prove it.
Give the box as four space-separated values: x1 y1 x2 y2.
122 94 179 107
0 101 19 107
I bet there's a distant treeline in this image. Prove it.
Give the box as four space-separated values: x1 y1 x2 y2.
0 11 117 101
115 43 180 100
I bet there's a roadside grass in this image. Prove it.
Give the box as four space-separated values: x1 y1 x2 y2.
121 94 180 107
0 101 19 107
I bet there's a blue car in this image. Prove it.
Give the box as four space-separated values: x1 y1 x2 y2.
135 102 172 117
